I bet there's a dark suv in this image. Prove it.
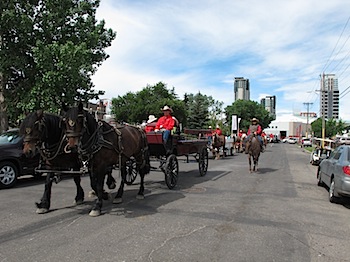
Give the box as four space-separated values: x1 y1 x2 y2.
0 129 40 188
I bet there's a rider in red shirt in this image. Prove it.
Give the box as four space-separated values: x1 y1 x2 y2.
246 118 264 153
155 105 175 145
212 125 223 136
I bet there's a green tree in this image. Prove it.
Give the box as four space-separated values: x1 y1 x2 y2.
0 0 116 131
111 82 187 125
311 118 347 138
225 100 273 132
185 92 211 129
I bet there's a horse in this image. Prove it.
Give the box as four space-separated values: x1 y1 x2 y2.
263 136 268 149
19 110 116 214
62 102 150 217
234 135 244 153
211 133 226 160
19 110 87 214
245 134 261 172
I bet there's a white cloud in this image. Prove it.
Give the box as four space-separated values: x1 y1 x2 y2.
93 0 350 120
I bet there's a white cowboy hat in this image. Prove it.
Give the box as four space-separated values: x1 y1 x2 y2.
251 118 259 122
161 105 173 113
147 115 157 123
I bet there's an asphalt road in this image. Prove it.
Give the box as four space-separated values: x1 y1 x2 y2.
1 143 350 262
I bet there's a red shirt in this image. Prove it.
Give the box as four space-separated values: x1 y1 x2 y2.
145 123 156 133
213 128 222 136
247 125 262 135
155 115 175 131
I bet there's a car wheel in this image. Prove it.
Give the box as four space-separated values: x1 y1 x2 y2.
0 161 18 189
329 179 338 203
317 169 324 187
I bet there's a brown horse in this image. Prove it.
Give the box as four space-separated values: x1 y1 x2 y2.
211 133 226 159
19 111 85 214
246 135 261 172
235 135 246 153
62 102 150 217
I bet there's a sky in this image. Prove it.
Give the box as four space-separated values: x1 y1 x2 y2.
92 0 350 120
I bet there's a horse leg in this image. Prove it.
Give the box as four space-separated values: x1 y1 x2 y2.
248 155 251 172
114 164 126 204
35 173 53 214
106 170 116 189
73 176 84 205
136 163 145 200
89 171 105 217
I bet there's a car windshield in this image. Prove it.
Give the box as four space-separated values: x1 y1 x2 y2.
0 131 21 145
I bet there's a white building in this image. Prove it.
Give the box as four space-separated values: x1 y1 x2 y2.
264 114 312 139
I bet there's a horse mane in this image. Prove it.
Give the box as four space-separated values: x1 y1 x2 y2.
249 136 261 155
43 113 64 145
20 112 63 145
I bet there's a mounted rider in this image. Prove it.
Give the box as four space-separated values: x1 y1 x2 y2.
245 118 264 153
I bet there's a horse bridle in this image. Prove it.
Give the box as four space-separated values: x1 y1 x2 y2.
23 117 46 145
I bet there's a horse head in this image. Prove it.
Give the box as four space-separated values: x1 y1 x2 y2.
19 110 46 158
62 102 96 151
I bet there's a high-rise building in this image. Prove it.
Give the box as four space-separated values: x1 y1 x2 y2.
320 74 339 119
234 77 250 101
261 95 276 120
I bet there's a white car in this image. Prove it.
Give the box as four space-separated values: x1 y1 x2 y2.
302 138 312 147
287 137 297 144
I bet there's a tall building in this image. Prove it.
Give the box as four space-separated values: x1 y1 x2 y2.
234 77 250 101
320 74 339 119
261 95 276 120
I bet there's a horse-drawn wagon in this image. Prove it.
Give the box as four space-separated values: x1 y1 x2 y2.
146 131 209 189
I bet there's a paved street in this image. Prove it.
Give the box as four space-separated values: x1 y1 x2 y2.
1 143 350 262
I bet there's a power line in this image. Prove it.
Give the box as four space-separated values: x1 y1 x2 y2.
322 16 350 73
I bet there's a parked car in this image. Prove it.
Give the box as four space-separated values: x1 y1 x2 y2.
310 148 332 165
302 138 312 147
287 137 297 144
335 137 350 146
0 129 40 188
317 145 350 202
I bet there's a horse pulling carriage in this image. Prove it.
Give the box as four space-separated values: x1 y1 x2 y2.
146 131 209 189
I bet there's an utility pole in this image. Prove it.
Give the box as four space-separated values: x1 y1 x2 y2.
321 73 326 148
303 102 313 138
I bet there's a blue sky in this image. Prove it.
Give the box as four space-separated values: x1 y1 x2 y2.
93 0 350 120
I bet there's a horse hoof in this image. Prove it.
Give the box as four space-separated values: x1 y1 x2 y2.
36 208 49 214
88 190 96 198
89 210 101 217
74 199 84 206
136 194 145 200
113 197 122 204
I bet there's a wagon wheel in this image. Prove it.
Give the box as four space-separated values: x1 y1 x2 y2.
125 157 137 185
164 154 178 189
198 147 209 176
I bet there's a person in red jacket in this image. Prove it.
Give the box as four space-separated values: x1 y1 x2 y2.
246 118 264 153
212 124 223 136
155 105 175 146
144 115 157 133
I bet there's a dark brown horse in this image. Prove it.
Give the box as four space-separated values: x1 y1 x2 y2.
19 111 86 214
62 103 150 217
246 135 261 172
20 111 116 214
211 133 226 159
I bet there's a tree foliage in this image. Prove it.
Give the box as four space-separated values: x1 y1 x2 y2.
0 0 116 129
311 118 347 138
184 92 211 129
224 99 273 132
111 82 187 125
